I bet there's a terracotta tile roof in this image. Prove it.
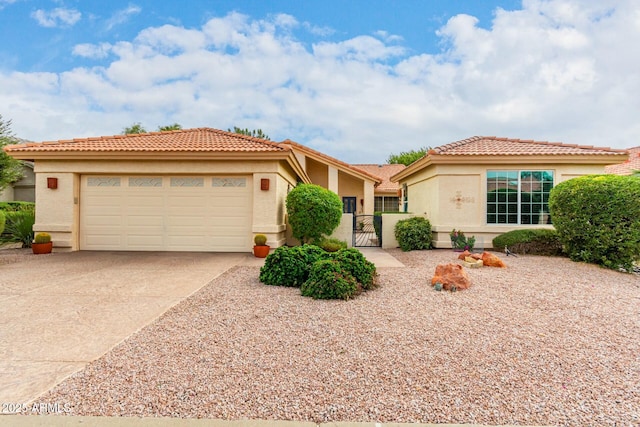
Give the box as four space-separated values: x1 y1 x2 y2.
352 164 405 192
3 128 288 153
605 146 640 175
431 136 628 156
280 140 382 184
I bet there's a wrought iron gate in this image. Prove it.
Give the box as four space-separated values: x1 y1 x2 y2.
353 215 382 247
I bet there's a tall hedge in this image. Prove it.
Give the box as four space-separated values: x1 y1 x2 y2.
549 174 640 272
286 183 343 244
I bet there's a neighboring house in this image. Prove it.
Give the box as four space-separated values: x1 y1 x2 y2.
0 161 35 202
352 163 406 212
391 136 629 249
605 146 640 175
4 128 313 252
281 140 381 215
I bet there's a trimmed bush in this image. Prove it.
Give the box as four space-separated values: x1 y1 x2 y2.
316 237 347 252
394 216 432 251
331 248 377 290
259 245 328 287
1 208 35 247
492 229 564 256
0 201 35 212
301 259 359 300
286 183 343 244
549 174 640 272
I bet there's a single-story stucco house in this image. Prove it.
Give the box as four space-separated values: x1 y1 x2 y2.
391 136 629 249
3 128 383 252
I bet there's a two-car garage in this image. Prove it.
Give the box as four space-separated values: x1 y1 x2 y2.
80 175 253 252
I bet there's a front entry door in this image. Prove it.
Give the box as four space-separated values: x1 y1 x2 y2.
342 196 356 214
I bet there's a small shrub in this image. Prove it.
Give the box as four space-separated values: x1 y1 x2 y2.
2 208 35 247
254 234 267 246
492 229 564 256
394 216 432 251
259 245 328 287
301 259 359 300
549 174 640 271
316 237 347 252
34 232 51 244
450 229 476 251
331 248 377 290
0 210 5 235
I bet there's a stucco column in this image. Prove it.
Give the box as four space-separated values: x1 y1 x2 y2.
252 173 286 247
328 166 338 194
33 171 78 251
363 181 375 215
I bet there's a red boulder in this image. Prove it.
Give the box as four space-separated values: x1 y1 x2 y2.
431 263 472 291
481 251 506 268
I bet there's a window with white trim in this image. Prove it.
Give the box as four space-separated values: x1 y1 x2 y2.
486 170 554 225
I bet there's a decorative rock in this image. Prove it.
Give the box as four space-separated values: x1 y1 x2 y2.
463 257 483 268
431 263 472 291
458 250 482 261
481 251 506 268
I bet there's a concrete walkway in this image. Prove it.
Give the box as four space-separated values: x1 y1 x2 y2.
0 251 251 404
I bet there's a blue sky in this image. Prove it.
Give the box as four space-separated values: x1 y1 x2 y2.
0 0 638 163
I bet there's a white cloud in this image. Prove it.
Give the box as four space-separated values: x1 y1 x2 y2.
31 7 81 28
3 1 640 163
105 4 142 31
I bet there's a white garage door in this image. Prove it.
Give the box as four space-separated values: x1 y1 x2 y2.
80 176 252 251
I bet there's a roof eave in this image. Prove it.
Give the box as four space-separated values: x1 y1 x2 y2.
3 150 292 161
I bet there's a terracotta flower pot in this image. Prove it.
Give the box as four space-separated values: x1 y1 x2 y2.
253 245 270 258
32 242 53 255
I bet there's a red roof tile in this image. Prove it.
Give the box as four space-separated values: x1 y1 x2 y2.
280 140 382 183
605 146 640 175
352 164 405 192
3 128 288 153
431 136 628 156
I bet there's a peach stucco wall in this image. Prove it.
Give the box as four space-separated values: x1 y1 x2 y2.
401 162 611 248
33 159 298 252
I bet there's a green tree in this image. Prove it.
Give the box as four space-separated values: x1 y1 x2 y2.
0 114 24 191
286 184 342 244
228 127 270 140
158 123 182 131
122 122 147 134
387 147 429 166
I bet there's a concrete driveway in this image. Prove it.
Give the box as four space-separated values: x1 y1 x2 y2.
0 251 252 404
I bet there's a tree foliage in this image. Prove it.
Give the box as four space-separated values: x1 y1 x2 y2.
158 123 182 131
549 174 640 272
228 126 270 140
387 147 429 166
0 114 25 191
122 122 147 134
286 183 343 244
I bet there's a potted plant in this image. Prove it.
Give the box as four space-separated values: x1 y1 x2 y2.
32 232 53 255
253 234 270 258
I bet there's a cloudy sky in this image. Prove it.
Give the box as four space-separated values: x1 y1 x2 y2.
0 0 638 163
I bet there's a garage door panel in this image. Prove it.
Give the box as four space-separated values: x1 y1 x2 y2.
81 175 252 251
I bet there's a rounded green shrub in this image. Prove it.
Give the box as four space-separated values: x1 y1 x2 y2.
331 248 377 290
301 259 359 300
492 229 563 256
549 174 640 271
259 245 328 287
394 216 432 251
316 237 347 252
286 183 343 244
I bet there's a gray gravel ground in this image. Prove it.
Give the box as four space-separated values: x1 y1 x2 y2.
39 249 639 425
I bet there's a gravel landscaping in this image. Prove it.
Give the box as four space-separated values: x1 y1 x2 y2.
38 249 639 425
